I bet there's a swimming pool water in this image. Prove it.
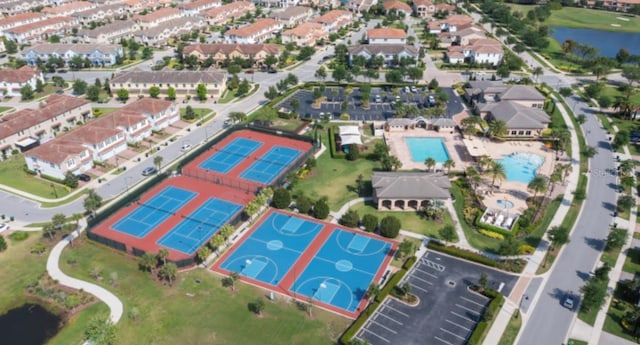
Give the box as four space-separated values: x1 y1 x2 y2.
498 153 544 183
405 137 450 163
497 199 514 209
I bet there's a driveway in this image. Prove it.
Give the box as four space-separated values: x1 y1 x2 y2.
357 251 518 345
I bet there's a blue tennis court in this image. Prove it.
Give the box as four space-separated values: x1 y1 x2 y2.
157 197 243 254
199 138 263 173
219 212 323 284
240 146 302 184
112 186 196 238
291 229 392 312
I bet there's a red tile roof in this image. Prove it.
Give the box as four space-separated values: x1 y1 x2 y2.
367 28 407 39
0 66 40 83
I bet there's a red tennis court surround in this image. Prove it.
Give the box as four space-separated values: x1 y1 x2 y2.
182 129 313 193
212 209 397 319
91 176 253 262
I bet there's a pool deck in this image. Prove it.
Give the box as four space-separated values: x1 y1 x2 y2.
384 129 469 171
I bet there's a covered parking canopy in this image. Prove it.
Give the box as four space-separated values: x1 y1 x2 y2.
462 137 488 157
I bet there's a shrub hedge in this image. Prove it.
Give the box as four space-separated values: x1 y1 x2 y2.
427 241 498 268
402 255 417 270
468 290 504 345
339 301 380 344
327 126 345 159
479 229 505 240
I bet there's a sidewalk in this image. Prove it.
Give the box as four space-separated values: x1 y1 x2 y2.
46 219 124 324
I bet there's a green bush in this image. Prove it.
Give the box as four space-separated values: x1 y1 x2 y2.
375 269 408 303
328 127 345 159
379 216 401 238
402 256 417 270
468 291 504 345
9 231 29 241
339 301 380 344
271 187 291 209
427 241 498 268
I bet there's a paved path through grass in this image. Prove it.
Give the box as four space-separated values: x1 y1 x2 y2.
46 219 123 324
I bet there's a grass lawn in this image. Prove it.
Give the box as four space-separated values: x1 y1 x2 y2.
22 84 65 102
391 236 422 268
49 302 110 345
292 130 379 211
601 85 640 106
350 200 455 240
58 240 350 345
545 7 640 33
270 118 307 132
596 113 614 133
0 233 48 313
179 107 213 122
498 310 522 345
0 154 72 199
0 106 14 114
568 339 588 345
93 107 119 117
578 301 601 326
450 183 501 252
601 246 622 268
539 37 585 73
603 287 639 343
623 248 640 274
218 85 259 104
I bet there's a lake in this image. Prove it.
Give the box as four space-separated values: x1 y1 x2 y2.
551 26 640 57
0 304 62 344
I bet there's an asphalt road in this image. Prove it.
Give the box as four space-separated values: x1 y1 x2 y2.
519 94 617 345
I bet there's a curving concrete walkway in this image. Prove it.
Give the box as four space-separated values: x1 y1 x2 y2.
46 220 123 324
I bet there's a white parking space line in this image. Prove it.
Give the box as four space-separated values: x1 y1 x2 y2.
440 327 466 340
455 303 482 315
369 319 398 334
381 303 410 318
409 273 434 285
408 281 429 293
361 328 390 343
434 336 455 345
445 319 471 331
461 296 487 308
375 311 404 326
450 311 478 323
414 267 439 279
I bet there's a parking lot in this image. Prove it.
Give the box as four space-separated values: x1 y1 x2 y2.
276 86 463 122
357 250 518 345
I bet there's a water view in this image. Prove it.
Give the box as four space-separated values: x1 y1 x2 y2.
551 26 640 57
0 304 62 345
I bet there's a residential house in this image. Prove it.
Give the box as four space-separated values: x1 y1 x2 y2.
24 98 179 178
71 4 128 25
587 0 640 12
41 1 96 17
311 9 352 33
413 0 435 18
183 43 281 67
383 0 412 16
282 22 327 47
224 18 282 44
0 94 90 158
435 3 455 14
178 0 221 16
201 1 255 26
4 16 78 44
437 25 485 48
21 44 123 66
429 14 473 34
366 28 407 45
133 8 184 28
0 66 44 98
269 6 313 27
371 171 451 211
0 0 49 16
0 12 41 35
110 69 227 101
348 44 418 67
133 17 206 47
347 0 377 14
466 82 549 138
253 0 301 7
446 38 503 65
78 20 137 44
299 0 340 8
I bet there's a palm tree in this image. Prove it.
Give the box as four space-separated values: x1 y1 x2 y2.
487 161 507 187
466 166 481 191
584 146 598 158
559 163 573 185
488 120 508 138
229 271 239 292
528 175 548 203
478 155 493 172
553 129 571 157
424 157 436 172
443 159 455 175
549 167 563 195
367 283 381 303
532 66 544 82
157 248 169 266
43 223 55 241
153 155 163 171
159 262 177 286
389 155 402 171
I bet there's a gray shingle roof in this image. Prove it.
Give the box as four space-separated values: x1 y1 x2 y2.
111 69 226 84
372 172 451 199
499 85 546 101
483 102 550 129
348 44 419 57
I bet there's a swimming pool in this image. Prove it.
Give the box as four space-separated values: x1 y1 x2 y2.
498 153 544 183
405 137 450 163
497 199 514 209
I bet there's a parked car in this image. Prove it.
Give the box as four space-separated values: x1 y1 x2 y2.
375 94 382 103
180 144 192 152
0 223 9 233
77 173 91 182
142 167 157 176
404 86 410 93
428 95 436 105
410 86 417 93
563 294 575 310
